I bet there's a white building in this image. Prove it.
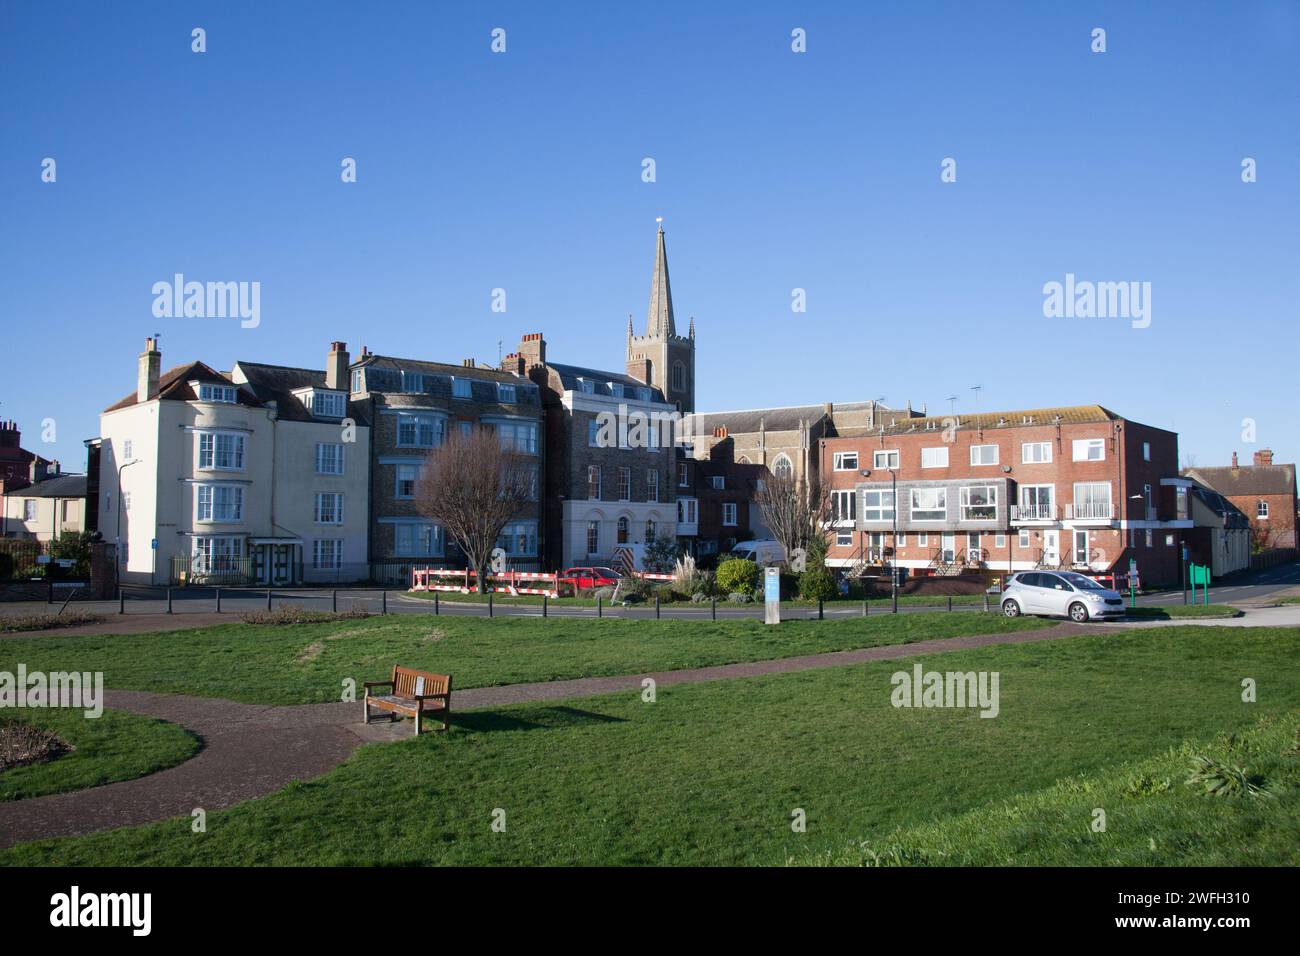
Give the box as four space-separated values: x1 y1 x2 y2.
99 338 370 585
0 471 87 541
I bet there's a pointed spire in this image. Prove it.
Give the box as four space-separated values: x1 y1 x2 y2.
627 314 633 339
645 218 675 338
688 314 695 338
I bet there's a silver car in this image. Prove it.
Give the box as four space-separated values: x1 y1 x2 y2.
1001 570 1125 623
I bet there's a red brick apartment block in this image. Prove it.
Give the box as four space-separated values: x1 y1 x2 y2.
819 405 1191 587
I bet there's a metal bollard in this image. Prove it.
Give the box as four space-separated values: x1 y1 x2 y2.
863 600 868 617
434 593 439 615
488 593 494 618
597 596 603 618
542 595 547 618
818 598 824 620
382 590 387 615
267 589 273 611
948 596 953 612
332 590 338 613
167 588 173 614
119 588 125 615
983 592 989 612
711 597 716 621
655 595 660 619
215 588 221 613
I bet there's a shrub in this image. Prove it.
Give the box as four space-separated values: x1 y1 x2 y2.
0 611 104 633
239 606 372 626
592 586 615 601
716 558 758 596
798 567 838 602
727 592 754 604
689 592 710 604
673 554 706 595
644 534 682 573
0 552 13 580
0 718 72 772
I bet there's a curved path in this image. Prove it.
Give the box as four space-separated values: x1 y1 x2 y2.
1 619 1090 849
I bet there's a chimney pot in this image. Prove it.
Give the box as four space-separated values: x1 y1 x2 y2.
1232 451 1239 468
1253 448 1274 467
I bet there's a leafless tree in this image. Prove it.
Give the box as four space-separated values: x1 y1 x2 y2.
1248 516 1278 554
752 467 832 567
414 428 534 592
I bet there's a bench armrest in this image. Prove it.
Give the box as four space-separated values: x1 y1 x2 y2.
415 692 451 702
363 680 394 690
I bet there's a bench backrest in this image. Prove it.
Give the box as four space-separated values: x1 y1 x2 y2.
392 665 451 698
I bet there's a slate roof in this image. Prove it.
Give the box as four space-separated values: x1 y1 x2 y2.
688 404 833 434
15 474 87 498
233 361 370 425
1190 482 1250 529
549 363 667 402
358 354 526 385
104 362 259 413
1184 464 1298 498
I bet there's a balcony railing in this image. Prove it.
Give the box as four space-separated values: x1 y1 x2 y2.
1011 503 1057 522
1065 502 1113 520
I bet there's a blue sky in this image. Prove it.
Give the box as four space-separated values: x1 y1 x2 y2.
2 0 1297 472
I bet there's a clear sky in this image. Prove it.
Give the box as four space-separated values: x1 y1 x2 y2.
2 0 1296 472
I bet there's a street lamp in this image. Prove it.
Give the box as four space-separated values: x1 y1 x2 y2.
890 468 898 613
115 457 141 583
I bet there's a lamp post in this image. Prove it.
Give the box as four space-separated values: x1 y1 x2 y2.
890 468 898 613
115 458 141 583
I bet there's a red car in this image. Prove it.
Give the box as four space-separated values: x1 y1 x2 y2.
561 566 624 590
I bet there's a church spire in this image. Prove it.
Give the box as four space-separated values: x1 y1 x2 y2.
645 217 675 338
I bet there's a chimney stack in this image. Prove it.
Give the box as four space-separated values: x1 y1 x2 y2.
518 332 547 371
137 337 161 403
1231 451 1239 468
1254 448 1274 467
326 341 349 391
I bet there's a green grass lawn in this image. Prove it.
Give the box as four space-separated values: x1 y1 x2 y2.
5 626 1295 866
0 709 198 801
0 611 1048 706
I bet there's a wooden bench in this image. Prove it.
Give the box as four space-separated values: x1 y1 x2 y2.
363 666 452 735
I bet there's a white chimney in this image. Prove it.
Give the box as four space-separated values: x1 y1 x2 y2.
137 337 161 402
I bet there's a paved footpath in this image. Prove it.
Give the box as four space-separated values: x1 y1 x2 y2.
0 620 1101 849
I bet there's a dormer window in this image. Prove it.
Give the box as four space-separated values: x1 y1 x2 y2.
579 379 595 394
312 391 346 418
401 371 425 394
637 386 651 402
198 383 237 404
497 383 517 403
452 377 472 399
610 383 625 398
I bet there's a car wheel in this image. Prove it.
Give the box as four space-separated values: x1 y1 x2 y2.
1068 602 1090 623
1002 600 1021 618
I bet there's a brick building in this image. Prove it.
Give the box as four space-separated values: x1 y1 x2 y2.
0 420 56 537
819 405 1192 587
680 435 768 561
349 349 542 577
1184 450 1298 550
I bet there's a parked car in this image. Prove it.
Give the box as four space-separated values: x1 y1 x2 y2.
561 567 624 590
723 539 786 567
1000 570 1125 623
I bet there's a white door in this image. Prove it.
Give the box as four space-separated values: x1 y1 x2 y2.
941 533 956 563
1043 531 1060 566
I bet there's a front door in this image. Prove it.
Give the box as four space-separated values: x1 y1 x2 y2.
1043 530 1060 567
1073 530 1090 567
941 533 956 564
272 545 295 584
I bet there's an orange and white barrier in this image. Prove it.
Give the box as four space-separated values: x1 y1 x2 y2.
410 567 574 598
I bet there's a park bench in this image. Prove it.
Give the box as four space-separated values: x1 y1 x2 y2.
363 666 452 735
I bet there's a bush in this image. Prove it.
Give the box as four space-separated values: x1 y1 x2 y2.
644 534 682 573
239 606 372 626
798 567 838 602
727 592 754 604
716 558 758 596
592 586 616 601
0 553 12 580
0 611 104 633
689 592 710 604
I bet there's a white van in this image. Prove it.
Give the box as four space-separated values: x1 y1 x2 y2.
725 539 786 567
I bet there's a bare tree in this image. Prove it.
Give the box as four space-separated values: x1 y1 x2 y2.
1248 516 1278 554
414 429 534 592
752 468 832 567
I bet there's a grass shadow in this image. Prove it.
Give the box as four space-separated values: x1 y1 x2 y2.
450 706 628 735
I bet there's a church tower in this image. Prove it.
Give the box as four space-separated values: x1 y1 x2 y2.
626 220 695 412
